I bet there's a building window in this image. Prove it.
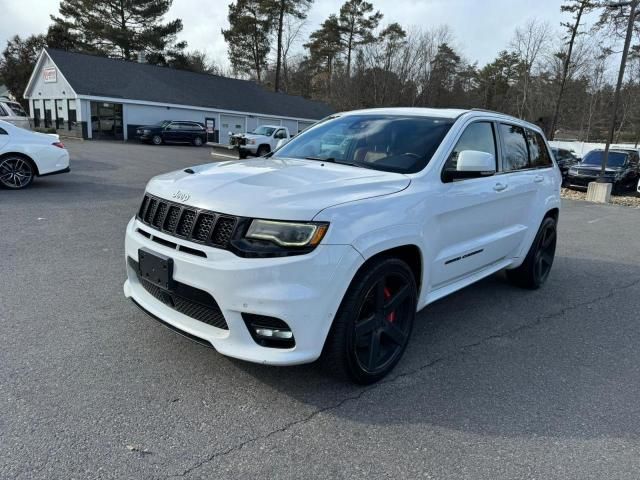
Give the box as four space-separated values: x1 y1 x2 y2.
67 99 77 130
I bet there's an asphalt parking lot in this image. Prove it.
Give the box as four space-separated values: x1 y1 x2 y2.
2 139 640 479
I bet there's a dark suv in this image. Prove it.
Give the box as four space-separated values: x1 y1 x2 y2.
136 121 206 146
551 147 579 178
566 149 640 193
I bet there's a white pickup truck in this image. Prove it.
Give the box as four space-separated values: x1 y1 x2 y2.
230 125 292 158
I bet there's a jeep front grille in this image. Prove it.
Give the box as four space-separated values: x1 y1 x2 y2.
137 194 238 250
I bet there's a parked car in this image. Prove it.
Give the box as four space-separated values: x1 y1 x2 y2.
551 147 579 178
230 125 292 158
124 108 561 384
566 148 640 193
0 120 69 189
0 97 31 130
136 120 206 146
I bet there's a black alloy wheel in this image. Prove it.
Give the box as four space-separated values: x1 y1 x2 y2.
152 135 163 145
0 156 34 189
506 216 557 289
323 257 417 384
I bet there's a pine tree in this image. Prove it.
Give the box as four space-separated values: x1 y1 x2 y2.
338 0 382 76
0 35 47 107
50 0 185 64
263 0 313 92
305 15 343 96
222 0 273 82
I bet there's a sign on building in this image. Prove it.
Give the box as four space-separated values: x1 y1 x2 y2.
43 67 57 83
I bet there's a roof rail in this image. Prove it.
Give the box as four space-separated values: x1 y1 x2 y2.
469 108 508 115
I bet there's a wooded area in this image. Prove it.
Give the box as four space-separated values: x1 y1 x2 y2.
2 0 640 143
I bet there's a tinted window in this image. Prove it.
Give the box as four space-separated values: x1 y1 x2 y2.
7 102 27 116
582 151 628 168
444 122 496 173
526 129 552 167
274 114 454 174
499 124 529 171
274 129 287 139
0 105 7 116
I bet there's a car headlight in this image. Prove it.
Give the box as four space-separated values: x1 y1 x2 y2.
246 220 328 247
143 129 150 134
246 139 256 145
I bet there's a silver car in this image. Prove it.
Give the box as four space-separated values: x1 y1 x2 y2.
0 98 31 130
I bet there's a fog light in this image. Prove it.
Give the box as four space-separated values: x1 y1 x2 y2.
255 327 293 339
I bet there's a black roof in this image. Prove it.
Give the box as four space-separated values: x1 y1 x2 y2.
45 48 333 120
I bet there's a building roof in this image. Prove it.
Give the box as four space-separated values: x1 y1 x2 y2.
42 49 333 120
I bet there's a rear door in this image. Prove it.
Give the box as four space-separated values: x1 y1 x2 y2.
429 120 516 290
496 124 551 259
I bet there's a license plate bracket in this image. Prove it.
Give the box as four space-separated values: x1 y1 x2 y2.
138 248 174 291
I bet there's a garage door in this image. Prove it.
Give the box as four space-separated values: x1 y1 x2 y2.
281 119 298 137
257 117 281 127
219 115 246 145
297 121 316 134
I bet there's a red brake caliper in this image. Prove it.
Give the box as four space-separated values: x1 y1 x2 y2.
384 287 396 323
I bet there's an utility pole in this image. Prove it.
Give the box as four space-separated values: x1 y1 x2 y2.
599 0 638 180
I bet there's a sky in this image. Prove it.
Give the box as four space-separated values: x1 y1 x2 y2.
0 0 599 68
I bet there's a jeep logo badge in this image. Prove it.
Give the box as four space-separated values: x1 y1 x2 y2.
172 190 191 202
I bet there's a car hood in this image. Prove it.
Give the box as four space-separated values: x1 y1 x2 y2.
145 157 410 220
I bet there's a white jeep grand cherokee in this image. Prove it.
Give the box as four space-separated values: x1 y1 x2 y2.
124 108 561 384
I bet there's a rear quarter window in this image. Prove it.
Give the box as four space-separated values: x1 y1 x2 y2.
526 130 553 168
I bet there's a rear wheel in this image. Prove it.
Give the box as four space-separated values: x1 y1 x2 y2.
322 257 417 384
0 155 35 189
152 135 163 145
257 145 270 157
506 216 557 289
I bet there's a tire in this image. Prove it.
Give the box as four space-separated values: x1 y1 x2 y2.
506 216 557 289
257 145 270 157
0 155 35 189
193 136 203 147
152 135 163 146
322 257 417 384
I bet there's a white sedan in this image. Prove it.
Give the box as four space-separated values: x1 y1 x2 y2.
0 120 69 189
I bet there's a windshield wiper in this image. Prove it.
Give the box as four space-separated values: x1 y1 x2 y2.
304 156 336 162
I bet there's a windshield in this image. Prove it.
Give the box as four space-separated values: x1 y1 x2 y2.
6 102 27 117
582 150 628 168
251 126 276 136
273 114 454 173
152 120 171 127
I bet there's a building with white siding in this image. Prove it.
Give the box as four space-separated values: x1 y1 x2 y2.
24 49 333 143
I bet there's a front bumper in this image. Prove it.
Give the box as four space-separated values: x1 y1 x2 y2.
123 217 363 365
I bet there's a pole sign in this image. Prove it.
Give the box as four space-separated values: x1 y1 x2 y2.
43 67 57 83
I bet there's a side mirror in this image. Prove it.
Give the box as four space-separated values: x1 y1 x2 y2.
444 150 496 182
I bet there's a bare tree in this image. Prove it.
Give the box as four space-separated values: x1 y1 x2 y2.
510 18 552 118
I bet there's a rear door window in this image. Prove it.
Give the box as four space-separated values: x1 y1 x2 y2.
499 124 529 171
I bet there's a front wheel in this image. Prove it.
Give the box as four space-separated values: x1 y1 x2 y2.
322 257 417 384
151 135 163 145
257 145 270 157
0 155 35 189
506 216 557 289
193 136 203 147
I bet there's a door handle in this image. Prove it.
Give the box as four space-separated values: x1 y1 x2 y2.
534 175 544 183
493 182 508 192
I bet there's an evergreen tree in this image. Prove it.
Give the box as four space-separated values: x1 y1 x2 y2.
0 35 46 107
264 0 313 92
222 0 273 81
338 0 382 76
50 0 186 64
305 15 343 96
